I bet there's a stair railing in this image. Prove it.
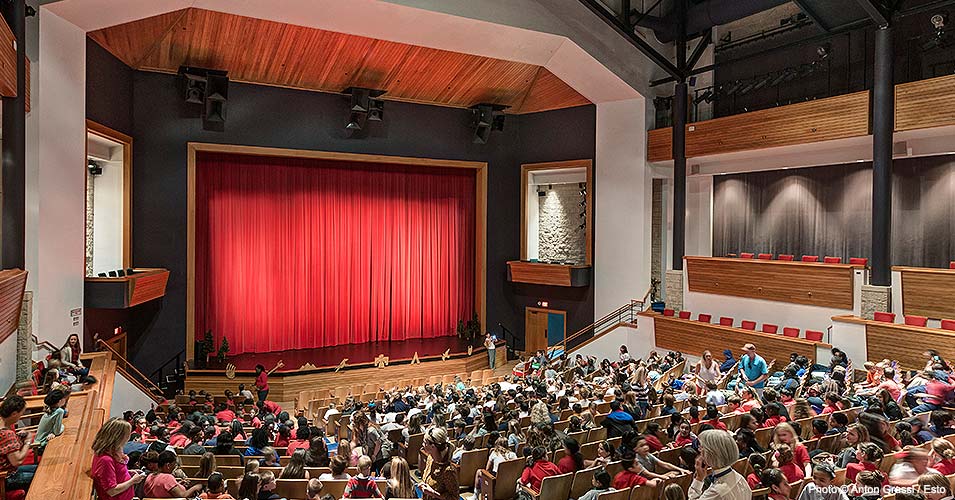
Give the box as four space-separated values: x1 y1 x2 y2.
550 287 652 357
96 339 165 403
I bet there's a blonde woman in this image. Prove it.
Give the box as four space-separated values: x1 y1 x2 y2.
197 452 217 479
837 423 870 468
385 457 415 499
280 449 310 479
91 418 144 500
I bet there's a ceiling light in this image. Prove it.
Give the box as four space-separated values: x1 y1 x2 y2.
931 13 946 30
816 43 831 60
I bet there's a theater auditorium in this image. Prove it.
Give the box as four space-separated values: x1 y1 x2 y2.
1 0 954 499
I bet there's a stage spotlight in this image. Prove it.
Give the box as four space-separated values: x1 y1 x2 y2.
736 81 756 95
722 81 743 96
931 13 946 30
693 89 714 105
346 112 364 131
87 159 102 176
470 103 508 144
203 73 229 130
537 189 546 197
816 42 831 60
751 75 772 92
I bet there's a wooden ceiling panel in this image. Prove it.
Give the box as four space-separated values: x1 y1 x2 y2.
89 8 591 113
518 68 591 114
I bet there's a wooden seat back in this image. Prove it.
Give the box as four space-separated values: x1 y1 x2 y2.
457 448 490 489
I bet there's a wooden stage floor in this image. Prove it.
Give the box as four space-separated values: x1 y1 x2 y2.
211 336 478 372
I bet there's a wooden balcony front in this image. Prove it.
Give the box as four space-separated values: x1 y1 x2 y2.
893 265 955 320
84 268 170 309
506 261 591 287
685 256 859 309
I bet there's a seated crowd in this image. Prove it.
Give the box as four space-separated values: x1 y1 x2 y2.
13 338 955 500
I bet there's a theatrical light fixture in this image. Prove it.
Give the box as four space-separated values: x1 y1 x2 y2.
469 103 508 144
548 184 553 190
693 89 714 105
816 43 831 60
931 13 946 30
537 189 546 197
751 75 772 93
345 113 363 131
722 81 743 96
87 159 103 176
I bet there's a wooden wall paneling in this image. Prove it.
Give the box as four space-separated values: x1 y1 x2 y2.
507 261 589 287
0 269 27 344
89 8 590 114
896 266 955 320
0 16 15 98
685 257 856 309
895 74 955 132
647 91 870 162
652 315 821 363
128 270 170 307
185 352 490 404
865 322 955 371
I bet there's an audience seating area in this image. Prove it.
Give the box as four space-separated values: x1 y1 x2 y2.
873 311 955 330
661 308 827 342
725 253 868 265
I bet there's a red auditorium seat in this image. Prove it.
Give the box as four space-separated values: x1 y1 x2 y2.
801 255 819 262
942 320 955 331
719 316 734 326
873 312 896 323
849 257 868 266
678 311 691 319
805 330 824 341
740 253 755 259
698 313 712 323
777 254 794 261
950 261 955 269
740 320 757 330
783 327 800 337
663 309 675 317
823 256 842 264
757 253 772 260
904 315 928 327
762 324 779 334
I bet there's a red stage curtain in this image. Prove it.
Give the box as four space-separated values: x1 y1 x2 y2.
194 153 475 355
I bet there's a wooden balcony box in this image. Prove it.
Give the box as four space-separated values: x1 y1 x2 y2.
506 261 591 287
84 268 170 309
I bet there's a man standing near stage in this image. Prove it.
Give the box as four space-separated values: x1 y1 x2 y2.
484 333 496 369
739 343 768 398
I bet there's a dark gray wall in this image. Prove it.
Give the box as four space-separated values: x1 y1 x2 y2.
713 155 955 268
86 40 597 374
86 40 133 135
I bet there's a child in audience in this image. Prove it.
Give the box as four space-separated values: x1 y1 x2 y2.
319 455 352 480
930 438 955 474
889 448 938 488
774 444 805 483
245 459 261 474
811 419 829 440
343 455 382 498
746 453 768 489
773 422 810 472
612 453 660 489
760 468 792 500
633 436 684 480
797 463 848 500
199 472 234 499
257 470 282 500
260 446 279 467
762 404 786 428
849 470 885 500
306 478 324 500
578 469 613 500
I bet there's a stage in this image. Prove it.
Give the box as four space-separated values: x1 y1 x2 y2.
212 336 479 372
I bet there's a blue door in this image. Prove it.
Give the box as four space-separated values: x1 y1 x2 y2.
547 312 565 347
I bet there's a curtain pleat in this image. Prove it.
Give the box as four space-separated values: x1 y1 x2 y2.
195 153 475 355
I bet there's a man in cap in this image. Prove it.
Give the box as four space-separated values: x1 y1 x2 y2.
739 343 768 398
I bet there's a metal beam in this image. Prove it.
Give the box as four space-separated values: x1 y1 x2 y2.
855 0 889 26
686 29 712 71
871 25 893 286
578 0 682 80
792 0 830 31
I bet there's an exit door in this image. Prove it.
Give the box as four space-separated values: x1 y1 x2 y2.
524 307 566 354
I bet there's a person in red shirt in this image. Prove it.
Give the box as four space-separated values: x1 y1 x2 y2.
761 405 787 429
771 422 810 471
911 370 955 413
0 396 36 492
702 404 727 431
273 425 291 449
519 447 561 492
557 438 585 474
612 454 661 489
820 393 841 415
214 404 236 424
671 422 696 448
847 443 885 484
286 426 311 457
642 423 665 452
774 444 805 484
745 453 767 489
931 438 955 475
254 361 284 402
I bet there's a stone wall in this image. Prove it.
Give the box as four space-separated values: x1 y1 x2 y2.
538 183 586 264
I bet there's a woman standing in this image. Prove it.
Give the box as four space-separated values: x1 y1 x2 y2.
91 418 144 500
695 351 721 394
418 427 459 500
484 333 497 370
253 361 284 402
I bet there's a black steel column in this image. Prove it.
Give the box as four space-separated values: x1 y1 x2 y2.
871 25 893 286
671 0 687 270
1 0 26 269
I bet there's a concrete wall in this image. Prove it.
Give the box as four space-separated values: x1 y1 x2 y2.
35 8 86 347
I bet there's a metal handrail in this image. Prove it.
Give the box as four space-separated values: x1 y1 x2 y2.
32 335 58 354
96 339 164 397
553 287 651 356
150 349 185 382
